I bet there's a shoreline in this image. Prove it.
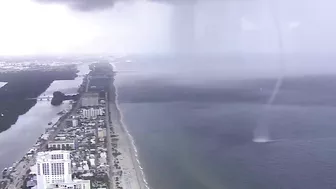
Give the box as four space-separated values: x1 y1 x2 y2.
110 63 150 189
0 101 71 170
1 61 151 189
0 63 90 169
3 100 76 188
1 65 88 188
115 84 150 189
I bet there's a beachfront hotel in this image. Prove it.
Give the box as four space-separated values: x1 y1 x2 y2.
36 151 72 189
35 150 91 189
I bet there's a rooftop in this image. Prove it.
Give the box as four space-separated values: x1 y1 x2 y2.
82 92 99 98
48 140 75 144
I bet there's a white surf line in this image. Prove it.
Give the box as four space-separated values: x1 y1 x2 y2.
0 82 7 88
251 137 336 146
269 137 336 143
111 62 151 189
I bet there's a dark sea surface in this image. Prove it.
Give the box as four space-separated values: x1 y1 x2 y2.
2 55 336 189
115 55 336 189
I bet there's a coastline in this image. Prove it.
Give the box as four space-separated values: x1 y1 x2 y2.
0 62 90 170
0 101 70 170
3 101 76 189
110 64 150 189
1 64 89 188
1 61 150 189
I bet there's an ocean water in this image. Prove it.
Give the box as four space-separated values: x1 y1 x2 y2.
2 55 336 189
115 55 336 189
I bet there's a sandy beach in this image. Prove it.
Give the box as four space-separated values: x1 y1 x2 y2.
112 110 149 189
108 65 149 189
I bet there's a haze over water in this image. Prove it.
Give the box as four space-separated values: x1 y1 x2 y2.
115 55 336 189
1 0 336 188
2 54 336 189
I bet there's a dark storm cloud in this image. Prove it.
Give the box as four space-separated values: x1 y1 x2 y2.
34 0 247 11
34 0 116 11
34 0 185 11
33 0 219 11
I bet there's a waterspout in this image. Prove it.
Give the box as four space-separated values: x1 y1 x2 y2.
253 0 285 143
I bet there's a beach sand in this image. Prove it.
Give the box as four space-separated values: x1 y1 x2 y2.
108 66 149 189
112 116 148 189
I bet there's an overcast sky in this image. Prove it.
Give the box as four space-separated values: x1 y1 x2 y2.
0 0 171 56
1 0 336 56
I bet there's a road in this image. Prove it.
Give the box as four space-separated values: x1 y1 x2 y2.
105 92 115 189
6 74 89 189
85 75 90 92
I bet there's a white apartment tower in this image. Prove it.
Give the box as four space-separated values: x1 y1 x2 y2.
36 151 72 189
81 108 104 119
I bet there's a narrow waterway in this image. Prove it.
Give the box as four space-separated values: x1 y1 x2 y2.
0 63 90 170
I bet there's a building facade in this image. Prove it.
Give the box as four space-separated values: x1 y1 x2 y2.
46 179 90 189
81 93 99 107
48 140 76 150
81 108 104 119
97 128 106 139
66 119 78 127
36 151 72 189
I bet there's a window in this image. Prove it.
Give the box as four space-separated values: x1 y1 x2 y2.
52 163 65 175
60 163 64 174
68 163 71 173
42 163 50 175
52 154 64 159
51 163 56 175
37 164 40 175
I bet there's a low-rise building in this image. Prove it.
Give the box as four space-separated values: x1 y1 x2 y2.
97 128 106 139
46 179 90 189
81 93 99 107
66 119 78 127
48 140 76 150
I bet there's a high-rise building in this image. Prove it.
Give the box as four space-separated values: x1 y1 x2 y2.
36 151 72 189
81 108 104 119
81 93 99 107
